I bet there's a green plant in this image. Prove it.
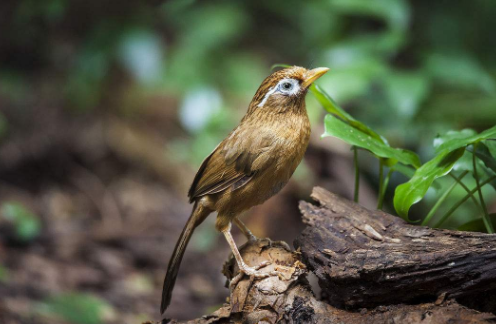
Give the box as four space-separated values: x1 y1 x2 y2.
37 293 114 324
313 85 496 233
1 202 42 241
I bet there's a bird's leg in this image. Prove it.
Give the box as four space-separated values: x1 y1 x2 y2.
222 224 278 282
233 217 257 242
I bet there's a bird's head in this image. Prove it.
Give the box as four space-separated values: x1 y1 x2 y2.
248 66 329 114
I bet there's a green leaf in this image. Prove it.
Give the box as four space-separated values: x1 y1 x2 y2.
1 202 41 241
310 85 385 143
458 213 496 232
383 71 430 118
271 63 291 70
394 148 465 220
323 114 420 168
39 293 113 324
467 142 496 174
486 140 496 157
434 126 496 153
433 129 477 152
426 53 496 93
391 163 415 178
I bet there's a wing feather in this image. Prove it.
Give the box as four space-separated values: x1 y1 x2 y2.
188 131 273 202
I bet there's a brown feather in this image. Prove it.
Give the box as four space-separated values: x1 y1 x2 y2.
162 66 328 315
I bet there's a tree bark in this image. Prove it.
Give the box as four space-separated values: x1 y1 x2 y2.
296 187 496 309
151 187 496 324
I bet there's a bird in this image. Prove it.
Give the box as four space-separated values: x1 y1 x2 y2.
160 66 329 315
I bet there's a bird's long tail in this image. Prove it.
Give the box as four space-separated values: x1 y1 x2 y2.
160 202 209 315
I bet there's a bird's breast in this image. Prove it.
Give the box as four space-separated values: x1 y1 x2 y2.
261 114 310 178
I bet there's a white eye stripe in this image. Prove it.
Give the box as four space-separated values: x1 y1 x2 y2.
257 85 278 108
257 78 300 108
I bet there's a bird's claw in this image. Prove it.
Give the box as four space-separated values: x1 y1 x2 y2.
230 261 274 287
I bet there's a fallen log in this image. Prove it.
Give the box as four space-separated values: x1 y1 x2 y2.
296 187 496 309
150 187 496 324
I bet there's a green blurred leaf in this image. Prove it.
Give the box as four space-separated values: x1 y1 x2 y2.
330 0 409 31
467 142 496 174
394 148 465 220
323 114 420 168
426 53 496 93
1 202 41 241
434 126 496 153
458 213 496 232
0 265 9 283
383 72 430 118
39 293 113 324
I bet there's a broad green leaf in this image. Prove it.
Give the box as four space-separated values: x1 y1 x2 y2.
435 126 496 153
323 114 420 168
433 129 477 152
467 142 496 174
1 202 41 241
311 85 385 143
394 148 465 220
39 293 114 324
458 213 496 232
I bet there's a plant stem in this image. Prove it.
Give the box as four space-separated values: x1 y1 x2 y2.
421 171 468 226
434 175 496 228
472 143 494 233
449 173 481 210
377 159 385 210
378 168 393 210
353 146 359 203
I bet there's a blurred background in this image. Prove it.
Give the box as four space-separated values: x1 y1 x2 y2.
1 0 496 323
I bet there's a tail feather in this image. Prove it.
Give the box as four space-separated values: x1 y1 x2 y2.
160 202 208 315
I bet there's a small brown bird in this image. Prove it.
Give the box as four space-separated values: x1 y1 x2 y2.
161 66 329 314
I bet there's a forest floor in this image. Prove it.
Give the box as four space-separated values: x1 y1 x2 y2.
0 107 312 323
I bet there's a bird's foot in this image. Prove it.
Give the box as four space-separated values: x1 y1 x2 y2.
230 261 282 287
247 234 258 243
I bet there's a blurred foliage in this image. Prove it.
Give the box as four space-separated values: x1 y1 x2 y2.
1 202 41 242
1 0 496 222
0 264 9 283
37 293 115 324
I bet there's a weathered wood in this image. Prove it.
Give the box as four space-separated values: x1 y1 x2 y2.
162 301 495 324
296 187 496 309
146 187 496 323
155 239 495 324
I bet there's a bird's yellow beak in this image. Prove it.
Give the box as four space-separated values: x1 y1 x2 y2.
302 67 329 88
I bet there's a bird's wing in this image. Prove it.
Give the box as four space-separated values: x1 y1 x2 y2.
188 129 274 202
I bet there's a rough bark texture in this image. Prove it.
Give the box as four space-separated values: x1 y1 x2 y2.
147 187 496 324
296 187 496 309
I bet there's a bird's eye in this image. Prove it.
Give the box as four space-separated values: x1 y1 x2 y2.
282 82 293 90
